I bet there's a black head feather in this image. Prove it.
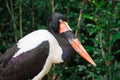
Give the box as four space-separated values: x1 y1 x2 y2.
46 12 67 33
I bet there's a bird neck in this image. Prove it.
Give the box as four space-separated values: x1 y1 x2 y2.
50 32 74 61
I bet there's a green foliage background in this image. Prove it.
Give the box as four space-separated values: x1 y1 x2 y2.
0 0 120 80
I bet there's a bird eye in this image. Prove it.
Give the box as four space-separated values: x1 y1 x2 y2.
59 19 62 22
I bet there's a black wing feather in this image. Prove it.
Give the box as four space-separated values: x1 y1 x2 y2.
0 41 49 80
0 44 19 68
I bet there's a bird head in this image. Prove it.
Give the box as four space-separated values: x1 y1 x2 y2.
46 12 96 66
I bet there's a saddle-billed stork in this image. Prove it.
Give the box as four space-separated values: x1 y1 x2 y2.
0 12 96 80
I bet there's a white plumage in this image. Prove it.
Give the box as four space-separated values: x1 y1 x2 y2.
14 30 62 57
12 30 64 80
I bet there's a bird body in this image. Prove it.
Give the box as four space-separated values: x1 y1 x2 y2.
0 30 65 80
0 12 96 80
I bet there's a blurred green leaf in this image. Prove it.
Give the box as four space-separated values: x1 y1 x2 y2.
112 32 120 43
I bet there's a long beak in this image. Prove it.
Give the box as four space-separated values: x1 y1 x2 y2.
70 38 96 66
59 21 96 66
